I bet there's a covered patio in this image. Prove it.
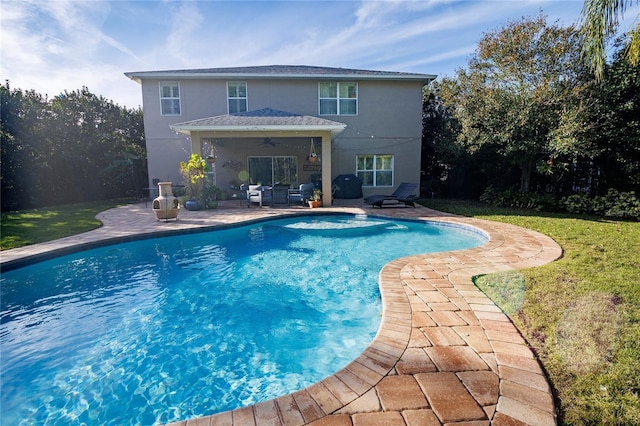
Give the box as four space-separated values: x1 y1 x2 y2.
170 108 347 207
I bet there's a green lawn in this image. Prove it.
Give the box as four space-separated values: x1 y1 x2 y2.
420 199 640 425
1 200 128 250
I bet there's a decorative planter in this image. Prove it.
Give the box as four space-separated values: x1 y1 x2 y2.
308 139 319 163
152 182 180 220
308 200 322 208
184 199 203 211
207 156 216 164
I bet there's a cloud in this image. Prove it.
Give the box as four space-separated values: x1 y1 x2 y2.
247 1 496 71
1 0 146 105
392 45 478 76
164 1 205 66
0 0 601 108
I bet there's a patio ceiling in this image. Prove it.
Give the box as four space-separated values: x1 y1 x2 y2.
169 108 347 138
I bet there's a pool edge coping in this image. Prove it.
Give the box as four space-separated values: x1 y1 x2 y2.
180 210 563 425
1 202 563 425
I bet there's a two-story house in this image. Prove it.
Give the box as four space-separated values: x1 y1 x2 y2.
124 65 435 205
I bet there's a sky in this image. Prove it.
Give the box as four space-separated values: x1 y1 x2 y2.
1 0 638 109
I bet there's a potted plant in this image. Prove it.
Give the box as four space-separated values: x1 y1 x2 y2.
308 188 322 208
201 182 222 209
179 154 207 210
307 139 320 163
206 146 217 164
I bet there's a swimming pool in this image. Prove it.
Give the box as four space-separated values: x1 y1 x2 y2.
0 214 487 425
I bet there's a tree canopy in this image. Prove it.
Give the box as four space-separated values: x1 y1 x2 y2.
579 0 640 80
437 16 588 193
1 82 147 211
424 14 640 215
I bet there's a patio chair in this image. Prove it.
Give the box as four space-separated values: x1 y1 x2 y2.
246 185 273 207
288 183 315 206
363 182 418 208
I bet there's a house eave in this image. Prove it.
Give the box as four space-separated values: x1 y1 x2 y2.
125 71 436 85
170 124 347 138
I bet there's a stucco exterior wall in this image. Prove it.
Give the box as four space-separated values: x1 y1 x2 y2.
330 80 423 197
139 76 424 197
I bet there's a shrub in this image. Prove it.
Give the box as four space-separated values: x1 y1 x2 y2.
560 193 593 214
601 189 640 219
560 189 640 220
481 187 639 220
201 182 222 208
480 186 557 211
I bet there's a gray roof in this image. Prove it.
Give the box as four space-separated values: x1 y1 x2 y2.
126 65 436 83
170 108 347 137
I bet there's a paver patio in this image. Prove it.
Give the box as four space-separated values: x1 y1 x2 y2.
0 200 563 425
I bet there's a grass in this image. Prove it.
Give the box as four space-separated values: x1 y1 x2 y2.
1 200 129 250
420 199 640 425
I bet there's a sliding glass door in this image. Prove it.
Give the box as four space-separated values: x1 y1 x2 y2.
247 156 298 186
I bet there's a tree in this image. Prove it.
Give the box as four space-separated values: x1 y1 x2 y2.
99 107 146 199
40 87 147 205
422 88 458 195
422 85 504 198
579 0 640 81
596 51 640 192
1 83 147 210
179 153 207 201
552 47 640 193
0 81 50 210
438 16 588 193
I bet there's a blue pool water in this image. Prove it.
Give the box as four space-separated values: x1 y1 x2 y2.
0 214 486 425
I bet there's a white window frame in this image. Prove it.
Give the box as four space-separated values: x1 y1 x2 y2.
356 154 394 187
159 82 181 116
227 81 248 114
319 82 358 116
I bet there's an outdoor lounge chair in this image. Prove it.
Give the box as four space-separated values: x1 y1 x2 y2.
246 185 273 207
288 183 314 206
363 182 418 208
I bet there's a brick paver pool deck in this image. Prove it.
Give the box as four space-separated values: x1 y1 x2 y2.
0 200 563 426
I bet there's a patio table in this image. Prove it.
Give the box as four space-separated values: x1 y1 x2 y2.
272 185 290 205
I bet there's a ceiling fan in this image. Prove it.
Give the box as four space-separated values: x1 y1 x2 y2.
258 137 280 147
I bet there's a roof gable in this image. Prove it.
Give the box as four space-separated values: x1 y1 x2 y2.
169 108 347 137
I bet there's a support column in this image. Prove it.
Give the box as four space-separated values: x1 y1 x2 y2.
321 133 332 206
190 134 202 156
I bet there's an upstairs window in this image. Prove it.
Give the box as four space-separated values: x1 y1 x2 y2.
159 82 180 116
319 82 357 115
356 154 393 187
228 82 247 114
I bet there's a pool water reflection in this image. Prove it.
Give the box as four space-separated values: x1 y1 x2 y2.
0 215 486 425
